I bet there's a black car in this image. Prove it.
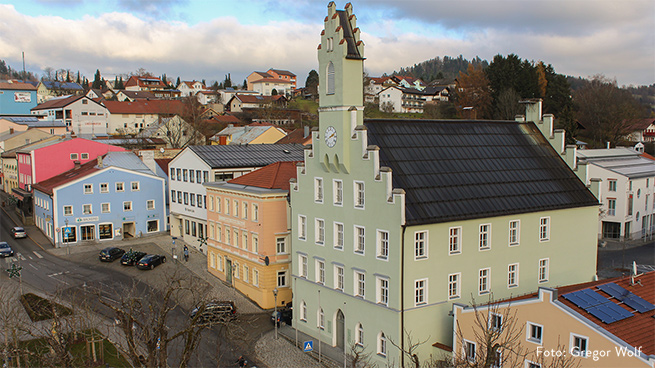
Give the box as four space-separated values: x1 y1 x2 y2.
120 250 147 266
0 242 14 257
99 247 125 262
271 302 292 327
190 301 236 324
136 254 166 270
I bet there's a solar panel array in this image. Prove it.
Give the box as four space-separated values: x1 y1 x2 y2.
562 289 633 324
598 283 655 313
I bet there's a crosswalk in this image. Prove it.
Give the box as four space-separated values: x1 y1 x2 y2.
2 251 44 264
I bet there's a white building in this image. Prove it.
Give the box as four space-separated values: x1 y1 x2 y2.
30 95 108 136
577 147 655 240
178 81 206 97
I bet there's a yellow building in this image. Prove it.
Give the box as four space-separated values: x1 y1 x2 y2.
204 161 298 309
453 272 655 368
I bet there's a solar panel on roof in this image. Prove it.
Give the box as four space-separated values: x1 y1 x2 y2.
598 283 631 301
623 294 655 313
586 303 633 324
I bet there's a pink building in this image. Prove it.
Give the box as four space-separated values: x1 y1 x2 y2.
16 137 126 191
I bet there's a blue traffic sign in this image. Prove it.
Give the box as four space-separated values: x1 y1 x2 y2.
63 227 72 235
303 340 313 352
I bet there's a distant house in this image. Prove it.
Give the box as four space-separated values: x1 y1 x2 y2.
247 69 296 96
196 90 222 106
0 117 67 136
36 81 84 103
32 151 167 246
274 126 313 146
364 77 394 104
217 89 258 107
209 124 287 145
102 99 186 135
0 81 37 115
124 76 167 92
178 81 206 97
392 75 426 90
626 118 655 142
137 115 204 148
454 272 655 368
227 94 287 113
378 85 426 113
115 90 157 102
30 95 109 135
85 88 115 100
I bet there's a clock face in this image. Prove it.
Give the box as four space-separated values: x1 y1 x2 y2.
325 126 337 148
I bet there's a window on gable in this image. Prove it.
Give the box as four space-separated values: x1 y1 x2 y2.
377 230 389 260
527 322 543 344
354 181 365 208
100 183 109 193
327 62 335 95
333 179 343 205
314 178 323 203
70 153 78 160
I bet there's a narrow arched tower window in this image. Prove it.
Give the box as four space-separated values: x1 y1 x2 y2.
327 61 335 95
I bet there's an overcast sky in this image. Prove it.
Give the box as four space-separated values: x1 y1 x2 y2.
0 0 653 87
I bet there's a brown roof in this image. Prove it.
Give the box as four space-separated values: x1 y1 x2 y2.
251 78 293 84
629 118 655 130
208 114 242 124
268 69 296 77
124 75 166 89
0 81 37 91
228 161 299 191
557 272 655 355
102 100 185 115
32 159 100 195
155 158 171 174
275 128 312 145
31 95 85 110
234 95 278 104
120 90 157 99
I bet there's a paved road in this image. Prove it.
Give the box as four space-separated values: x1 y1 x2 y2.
597 241 655 279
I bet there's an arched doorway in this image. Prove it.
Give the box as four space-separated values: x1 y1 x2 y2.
336 309 344 349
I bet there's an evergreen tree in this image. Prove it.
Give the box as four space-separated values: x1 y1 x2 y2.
76 71 81 84
66 70 71 82
305 69 319 99
176 77 181 88
242 79 247 90
92 69 102 89
224 74 232 88
162 73 167 85
116 77 124 90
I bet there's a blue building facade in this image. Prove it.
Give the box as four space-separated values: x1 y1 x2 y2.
0 82 37 115
33 153 166 246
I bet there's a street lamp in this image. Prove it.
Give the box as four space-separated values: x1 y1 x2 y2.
273 287 279 340
172 236 177 263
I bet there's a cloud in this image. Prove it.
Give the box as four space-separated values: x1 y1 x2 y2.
117 0 189 18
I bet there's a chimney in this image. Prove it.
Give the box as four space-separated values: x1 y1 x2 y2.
606 142 611 149
304 125 310 138
97 155 103 168
74 160 81 169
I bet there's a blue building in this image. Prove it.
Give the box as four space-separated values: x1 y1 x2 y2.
0 81 38 115
32 151 167 246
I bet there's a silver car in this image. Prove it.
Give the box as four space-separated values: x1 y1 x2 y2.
11 227 26 239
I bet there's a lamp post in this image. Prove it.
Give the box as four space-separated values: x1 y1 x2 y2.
64 218 69 255
273 287 278 340
172 236 177 263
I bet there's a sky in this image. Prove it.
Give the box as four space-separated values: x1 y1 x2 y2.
0 0 653 88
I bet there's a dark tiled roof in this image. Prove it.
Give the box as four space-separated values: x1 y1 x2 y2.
364 119 599 225
337 10 363 60
188 144 304 169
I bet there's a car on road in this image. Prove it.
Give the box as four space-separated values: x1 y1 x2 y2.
11 227 26 239
98 247 125 262
136 254 166 270
271 302 292 327
0 242 14 257
120 250 147 266
190 300 236 324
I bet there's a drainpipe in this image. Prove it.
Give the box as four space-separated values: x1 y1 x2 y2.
401 224 407 367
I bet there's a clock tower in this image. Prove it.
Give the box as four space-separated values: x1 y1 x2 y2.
316 2 365 173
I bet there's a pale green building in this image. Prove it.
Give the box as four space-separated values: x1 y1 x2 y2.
290 3 600 366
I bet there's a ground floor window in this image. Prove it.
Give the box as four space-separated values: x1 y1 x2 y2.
147 220 159 233
602 221 621 239
81 225 95 241
191 221 197 237
63 226 77 243
99 224 113 240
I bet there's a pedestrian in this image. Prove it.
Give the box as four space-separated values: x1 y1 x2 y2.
236 355 247 367
183 245 189 262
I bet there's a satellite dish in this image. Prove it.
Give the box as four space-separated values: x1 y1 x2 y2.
160 147 165 153
633 261 638 276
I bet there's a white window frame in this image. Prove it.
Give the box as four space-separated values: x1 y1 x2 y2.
146 200 155 210
354 271 365 298
479 268 491 295
314 177 323 203
333 179 343 206
377 230 389 260
100 183 109 193
131 181 140 191
479 223 491 250
354 181 365 209
377 332 387 357
276 237 287 254
377 276 389 306
539 217 550 242
298 215 306 240
508 263 519 288
315 218 325 245
116 182 124 192
570 333 589 358
356 323 364 346
252 203 259 222
83 183 93 194
334 222 344 250
538 258 549 283
490 313 503 332
299 254 308 278
315 259 325 284
300 301 307 321
414 230 427 260
415 278 428 306
123 201 132 212
354 225 365 255
526 322 543 345
448 273 460 299
334 264 344 291
83 204 92 215
449 227 461 254
317 308 325 330
509 220 520 246
63 205 73 216
101 202 110 213
277 270 288 287
464 339 476 363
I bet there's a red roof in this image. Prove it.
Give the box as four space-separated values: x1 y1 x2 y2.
31 95 85 110
32 159 100 195
208 114 241 124
124 75 166 89
251 78 293 84
275 128 312 145
102 100 186 115
155 158 171 174
228 161 299 191
557 272 655 355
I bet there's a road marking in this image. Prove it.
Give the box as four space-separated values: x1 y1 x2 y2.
33 251 43 259
29 264 37 270
16 253 26 261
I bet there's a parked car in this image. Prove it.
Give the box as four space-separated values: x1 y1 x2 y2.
136 254 166 270
11 227 26 239
0 242 14 257
120 250 147 266
98 247 125 262
190 300 236 324
271 302 293 327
